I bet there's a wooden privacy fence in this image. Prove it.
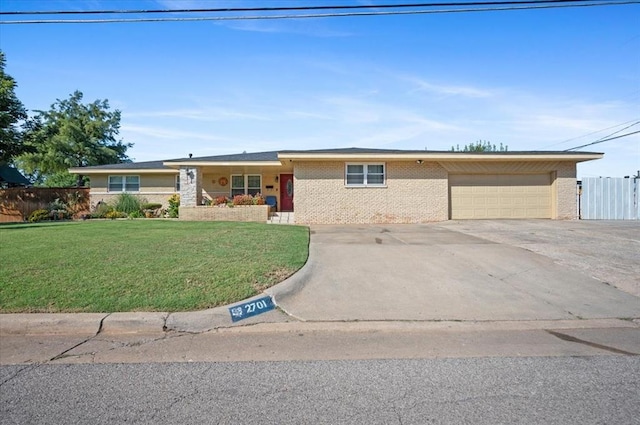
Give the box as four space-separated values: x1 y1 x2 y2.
0 187 90 223
580 177 639 220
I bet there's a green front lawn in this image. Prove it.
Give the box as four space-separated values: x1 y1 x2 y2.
0 220 309 313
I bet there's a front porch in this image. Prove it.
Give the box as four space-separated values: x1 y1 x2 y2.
267 211 295 224
166 152 294 215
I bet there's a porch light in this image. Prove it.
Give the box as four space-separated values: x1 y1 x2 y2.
275 176 279 183
416 160 424 164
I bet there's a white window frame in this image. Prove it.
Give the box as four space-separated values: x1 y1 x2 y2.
108 175 140 192
345 163 386 187
230 174 262 196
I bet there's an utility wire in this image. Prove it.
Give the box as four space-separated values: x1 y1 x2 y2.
539 118 640 149
564 120 640 151
1 1 637 24
564 129 640 151
0 0 619 15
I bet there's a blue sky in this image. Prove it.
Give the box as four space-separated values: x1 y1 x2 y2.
1 0 638 177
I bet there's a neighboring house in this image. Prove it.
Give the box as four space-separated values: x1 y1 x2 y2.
0 164 31 188
69 147 602 223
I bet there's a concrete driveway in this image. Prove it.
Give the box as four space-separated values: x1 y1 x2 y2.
276 221 640 322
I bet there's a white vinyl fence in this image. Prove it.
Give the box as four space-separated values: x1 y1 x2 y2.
580 177 639 220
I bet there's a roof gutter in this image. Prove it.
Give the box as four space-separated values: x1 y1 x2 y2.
277 153 604 162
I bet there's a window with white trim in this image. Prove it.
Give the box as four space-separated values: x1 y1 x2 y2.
108 175 140 192
231 174 262 196
345 163 385 187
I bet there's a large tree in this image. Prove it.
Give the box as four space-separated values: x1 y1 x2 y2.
19 91 132 186
451 140 508 152
0 50 29 163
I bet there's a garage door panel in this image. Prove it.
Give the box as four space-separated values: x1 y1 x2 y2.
450 174 551 219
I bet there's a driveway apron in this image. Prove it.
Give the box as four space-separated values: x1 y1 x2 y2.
276 224 640 322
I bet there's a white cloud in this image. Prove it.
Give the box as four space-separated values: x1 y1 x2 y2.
127 108 270 122
404 76 494 98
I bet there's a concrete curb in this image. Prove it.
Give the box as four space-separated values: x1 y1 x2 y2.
101 312 169 334
265 255 315 302
0 313 106 336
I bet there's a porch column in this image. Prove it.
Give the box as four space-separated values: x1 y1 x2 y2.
179 166 202 206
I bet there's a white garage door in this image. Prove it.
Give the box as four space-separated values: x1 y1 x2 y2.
450 174 552 219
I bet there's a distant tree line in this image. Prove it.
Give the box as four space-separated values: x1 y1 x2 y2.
451 140 508 152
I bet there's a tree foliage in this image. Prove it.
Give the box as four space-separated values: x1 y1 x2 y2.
0 50 29 163
18 91 132 186
451 140 508 152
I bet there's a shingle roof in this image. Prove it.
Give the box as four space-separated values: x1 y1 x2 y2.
76 160 172 170
165 151 280 162
0 165 31 186
73 148 603 171
279 147 603 155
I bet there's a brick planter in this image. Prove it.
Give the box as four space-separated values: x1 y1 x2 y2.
179 205 270 222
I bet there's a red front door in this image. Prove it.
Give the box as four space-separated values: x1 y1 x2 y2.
280 174 294 212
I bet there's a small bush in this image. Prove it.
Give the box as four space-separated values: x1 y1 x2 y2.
167 194 180 218
114 193 145 215
253 194 265 205
128 210 144 219
92 202 114 219
105 210 125 220
28 209 50 222
141 203 162 210
233 194 254 206
232 194 265 206
48 198 69 213
213 196 229 206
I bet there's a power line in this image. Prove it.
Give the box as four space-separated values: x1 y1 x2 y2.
539 118 640 149
1 1 638 24
0 0 620 15
564 129 640 151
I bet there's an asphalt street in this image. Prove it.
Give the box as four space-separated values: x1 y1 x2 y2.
2 356 638 425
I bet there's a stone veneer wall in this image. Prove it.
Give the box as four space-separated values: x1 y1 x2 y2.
180 167 202 207
179 205 270 222
294 161 449 224
553 162 577 219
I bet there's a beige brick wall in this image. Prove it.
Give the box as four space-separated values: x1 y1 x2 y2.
553 162 577 219
294 161 449 224
89 173 177 209
179 205 270 222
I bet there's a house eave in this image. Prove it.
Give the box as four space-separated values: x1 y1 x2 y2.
276 152 604 163
162 161 284 168
69 168 179 174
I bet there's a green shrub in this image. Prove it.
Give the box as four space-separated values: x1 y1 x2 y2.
105 210 125 220
253 194 265 205
128 210 144 219
92 202 114 218
113 193 145 215
28 209 50 222
48 198 69 213
167 194 180 218
141 203 162 210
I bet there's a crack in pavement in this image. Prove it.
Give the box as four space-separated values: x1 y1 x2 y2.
545 330 639 356
0 364 38 387
1 314 113 385
48 313 111 362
